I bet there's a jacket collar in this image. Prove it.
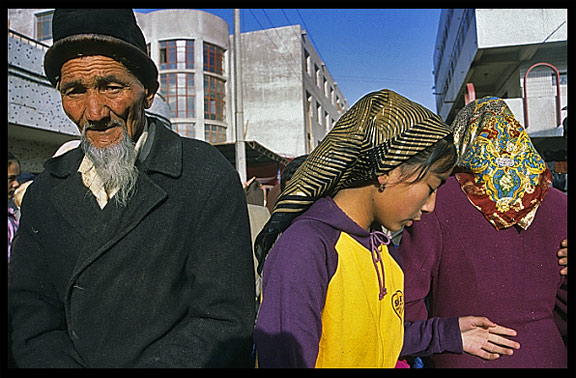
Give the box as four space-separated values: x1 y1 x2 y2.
45 116 183 179
139 117 182 178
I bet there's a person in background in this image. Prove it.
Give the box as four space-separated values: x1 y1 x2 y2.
8 153 21 368
254 90 519 368
265 155 309 213
8 152 20 261
280 155 308 192
12 172 34 214
244 177 271 301
8 8 255 368
12 178 33 216
265 183 281 214
400 97 567 367
245 177 266 207
7 153 20 202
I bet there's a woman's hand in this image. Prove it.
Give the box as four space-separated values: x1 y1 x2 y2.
558 239 567 276
459 316 520 360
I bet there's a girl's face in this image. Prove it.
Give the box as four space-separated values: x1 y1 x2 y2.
373 163 451 232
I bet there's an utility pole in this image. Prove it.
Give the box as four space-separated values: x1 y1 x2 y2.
233 9 247 183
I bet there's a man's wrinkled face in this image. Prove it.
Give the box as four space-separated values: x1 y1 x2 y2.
59 55 154 148
59 55 156 206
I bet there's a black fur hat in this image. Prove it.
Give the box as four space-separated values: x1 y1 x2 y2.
44 9 158 92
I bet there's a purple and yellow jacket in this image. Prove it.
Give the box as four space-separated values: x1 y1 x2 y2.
254 196 462 368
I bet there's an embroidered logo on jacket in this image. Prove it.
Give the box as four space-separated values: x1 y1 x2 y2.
392 290 404 320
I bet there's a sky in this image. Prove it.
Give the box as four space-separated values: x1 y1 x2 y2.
135 8 442 112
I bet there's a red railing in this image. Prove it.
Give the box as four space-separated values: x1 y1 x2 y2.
523 62 562 128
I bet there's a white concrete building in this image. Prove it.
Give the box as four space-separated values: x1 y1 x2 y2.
239 25 348 157
135 9 231 144
135 9 348 158
433 9 567 138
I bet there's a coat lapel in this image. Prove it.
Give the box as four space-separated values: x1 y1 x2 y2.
48 149 96 239
51 173 99 239
71 173 168 280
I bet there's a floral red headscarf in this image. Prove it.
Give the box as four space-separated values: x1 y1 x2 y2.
451 97 552 230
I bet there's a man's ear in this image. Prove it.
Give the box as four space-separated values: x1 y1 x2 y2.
144 85 157 109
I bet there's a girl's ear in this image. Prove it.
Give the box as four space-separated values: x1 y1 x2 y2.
377 173 389 186
376 174 389 193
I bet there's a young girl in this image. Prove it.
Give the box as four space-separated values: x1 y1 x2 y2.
253 90 518 368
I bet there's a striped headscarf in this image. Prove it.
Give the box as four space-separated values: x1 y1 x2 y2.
451 96 552 230
255 89 451 273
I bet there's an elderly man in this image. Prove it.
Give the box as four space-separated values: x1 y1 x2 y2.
8 9 255 368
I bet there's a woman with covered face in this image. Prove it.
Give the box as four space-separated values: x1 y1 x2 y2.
400 97 567 368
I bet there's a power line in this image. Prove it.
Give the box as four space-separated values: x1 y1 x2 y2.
336 75 433 86
543 20 566 44
244 9 348 108
280 9 293 28
294 9 325 64
261 9 303 68
245 9 303 82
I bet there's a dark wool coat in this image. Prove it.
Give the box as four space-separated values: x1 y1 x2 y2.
8 118 256 367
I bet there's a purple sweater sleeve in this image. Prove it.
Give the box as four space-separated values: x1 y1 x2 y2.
254 220 338 368
401 317 463 357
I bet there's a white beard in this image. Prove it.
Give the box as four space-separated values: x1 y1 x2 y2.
81 123 138 207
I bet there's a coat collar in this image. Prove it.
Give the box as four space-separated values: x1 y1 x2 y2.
139 117 182 178
45 116 183 179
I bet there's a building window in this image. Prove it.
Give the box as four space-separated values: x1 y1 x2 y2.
552 71 568 86
306 92 313 122
336 95 346 112
35 11 53 41
204 76 225 121
160 40 177 70
205 124 226 144
173 122 195 139
160 39 194 70
160 73 195 118
184 40 194 69
203 42 225 75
